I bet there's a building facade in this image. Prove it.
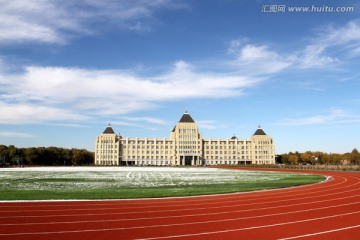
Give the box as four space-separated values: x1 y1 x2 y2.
95 112 276 166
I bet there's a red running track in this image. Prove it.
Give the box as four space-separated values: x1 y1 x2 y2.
0 169 360 240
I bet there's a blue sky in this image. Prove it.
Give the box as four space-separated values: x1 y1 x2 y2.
1 0 360 154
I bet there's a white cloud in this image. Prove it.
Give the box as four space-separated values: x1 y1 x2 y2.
0 131 35 138
0 0 185 44
227 39 293 74
278 108 360 126
0 61 258 124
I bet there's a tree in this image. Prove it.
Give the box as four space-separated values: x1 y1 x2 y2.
350 148 360 165
288 154 299 165
281 153 289 164
24 148 38 165
0 145 95 166
72 149 94 165
300 152 312 164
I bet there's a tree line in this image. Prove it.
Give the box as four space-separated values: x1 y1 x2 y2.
0 145 94 166
278 148 360 165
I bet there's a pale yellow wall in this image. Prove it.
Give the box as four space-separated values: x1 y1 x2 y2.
120 138 175 165
95 133 120 165
203 139 254 165
95 117 276 166
250 135 275 164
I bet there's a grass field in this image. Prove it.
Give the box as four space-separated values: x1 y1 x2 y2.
0 167 326 200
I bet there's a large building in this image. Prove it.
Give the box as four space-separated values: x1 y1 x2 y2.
95 112 275 166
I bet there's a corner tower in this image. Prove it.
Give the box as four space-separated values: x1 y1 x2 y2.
95 124 121 165
250 126 275 164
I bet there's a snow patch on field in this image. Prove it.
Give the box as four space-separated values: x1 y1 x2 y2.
0 167 295 190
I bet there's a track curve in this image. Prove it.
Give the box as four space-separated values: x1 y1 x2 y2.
0 169 359 240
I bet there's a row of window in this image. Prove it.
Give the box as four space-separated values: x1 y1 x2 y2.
124 150 172 155
97 161 117 165
123 145 173 149
96 155 117 159
179 128 197 133
137 160 172 165
179 145 200 149
97 150 117 154
204 141 252 145
206 160 250 165
205 151 250 155
205 156 248 160
123 156 174 160
255 150 271 154
99 140 116 143
98 145 117 149
96 160 271 166
255 156 274 159
178 141 200 144
205 146 250 150
123 141 171 145
255 145 272 150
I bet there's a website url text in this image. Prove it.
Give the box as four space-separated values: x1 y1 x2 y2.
261 5 355 13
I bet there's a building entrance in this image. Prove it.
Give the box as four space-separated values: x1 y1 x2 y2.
180 156 196 166
185 156 192 166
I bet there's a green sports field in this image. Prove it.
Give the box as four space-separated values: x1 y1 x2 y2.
0 167 326 200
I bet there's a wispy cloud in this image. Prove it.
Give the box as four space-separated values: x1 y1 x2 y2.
119 116 168 125
298 19 360 68
197 120 219 130
227 19 360 72
0 102 87 124
0 0 186 44
278 108 360 126
110 116 169 131
0 131 35 138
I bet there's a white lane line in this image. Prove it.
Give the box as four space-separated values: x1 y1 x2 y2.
279 224 360 239
1 200 360 231
1 190 360 221
136 211 360 240
1 210 359 237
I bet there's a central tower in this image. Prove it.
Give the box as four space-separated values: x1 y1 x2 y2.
170 111 203 166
